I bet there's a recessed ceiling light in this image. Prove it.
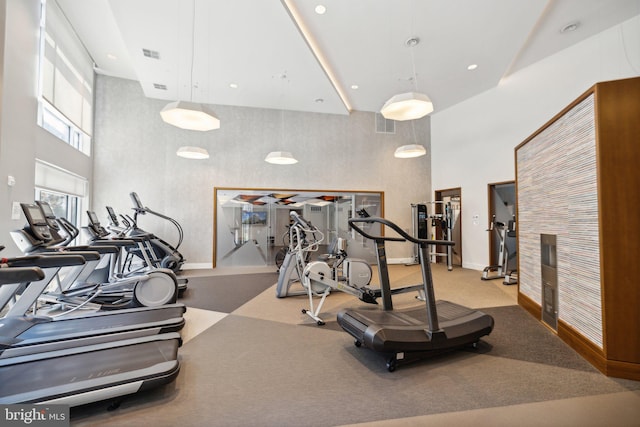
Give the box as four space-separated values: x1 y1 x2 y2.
560 21 579 33
229 83 238 89
467 64 478 71
315 5 326 15
351 85 359 90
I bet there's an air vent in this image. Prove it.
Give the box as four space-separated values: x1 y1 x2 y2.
310 206 322 212
142 48 160 59
375 113 395 134
153 83 167 90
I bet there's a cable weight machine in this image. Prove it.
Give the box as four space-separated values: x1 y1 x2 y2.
411 202 454 271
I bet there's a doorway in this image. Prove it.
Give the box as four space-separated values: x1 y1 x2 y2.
434 188 462 267
487 181 516 269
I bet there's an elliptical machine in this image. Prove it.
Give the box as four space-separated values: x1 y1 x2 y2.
481 215 517 285
276 211 328 298
127 192 186 273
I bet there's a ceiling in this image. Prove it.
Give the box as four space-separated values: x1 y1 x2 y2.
58 0 640 116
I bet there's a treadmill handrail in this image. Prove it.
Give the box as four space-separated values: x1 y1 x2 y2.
348 217 455 247
1 254 86 268
0 267 45 284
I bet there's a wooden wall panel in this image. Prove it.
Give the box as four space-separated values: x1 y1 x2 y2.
516 77 640 379
516 94 603 349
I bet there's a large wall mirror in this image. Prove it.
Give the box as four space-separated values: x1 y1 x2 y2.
214 188 384 268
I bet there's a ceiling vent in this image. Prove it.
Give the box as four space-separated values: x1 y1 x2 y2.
153 83 167 90
375 113 395 134
142 48 160 59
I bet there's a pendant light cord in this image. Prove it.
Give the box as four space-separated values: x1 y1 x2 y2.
190 0 196 101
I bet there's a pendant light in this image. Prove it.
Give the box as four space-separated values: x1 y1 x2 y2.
265 151 298 164
394 144 426 158
381 37 433 121
163 0 220 132
176 146 210 159
394 115 427 159
162 101 220 131
265 73 298 165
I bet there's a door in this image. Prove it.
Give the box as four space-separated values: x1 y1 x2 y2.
487 181 517 270
434 188 462 267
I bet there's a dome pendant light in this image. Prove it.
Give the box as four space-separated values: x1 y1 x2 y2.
394 115 427 159
162 1 220 132
381 37 434 121
265 151 298 164
177 146 210 159
162 101 220 131
394 144 426 158
381 91 433 121
264 74 298 165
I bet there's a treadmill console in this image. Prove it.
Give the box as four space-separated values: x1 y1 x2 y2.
87 211 109 237
36 201 61 231
21 203 52 241
106 206 119 226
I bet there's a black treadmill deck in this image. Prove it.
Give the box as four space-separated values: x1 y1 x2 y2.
338 300 494 353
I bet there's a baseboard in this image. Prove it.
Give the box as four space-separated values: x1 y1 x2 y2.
518 291 640 381
462 262 486 271
388 257 416 265
182 262 213 270
518 292 541 319
605 359 640 381
557 320 606 374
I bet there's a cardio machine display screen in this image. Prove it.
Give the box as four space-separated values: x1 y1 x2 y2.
39 202 55 218
87 211 100 225
24 204 47 225
130 192 144 210
106 206 118 224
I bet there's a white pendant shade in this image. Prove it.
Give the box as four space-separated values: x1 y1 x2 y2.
161 101 220 131
394 144 427 158
381 92 434 121
176 146 210 159
265 151 298 165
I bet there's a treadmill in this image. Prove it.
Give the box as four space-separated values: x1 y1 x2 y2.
0 264 181 407
337 217 494 371
11 202 180 308
0 252 185 359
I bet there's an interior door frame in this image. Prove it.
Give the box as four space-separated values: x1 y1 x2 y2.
434 187 462 267
487 180 515 266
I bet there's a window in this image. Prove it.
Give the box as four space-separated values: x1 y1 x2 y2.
38 0 94 155
35 160 88 228
35 188 81 226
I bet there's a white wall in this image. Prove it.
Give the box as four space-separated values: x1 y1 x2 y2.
0 0 93 257
430 15 640 270
92 76 432 266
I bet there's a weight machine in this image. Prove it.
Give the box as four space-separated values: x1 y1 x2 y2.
481 215 517 285
411 202 454 271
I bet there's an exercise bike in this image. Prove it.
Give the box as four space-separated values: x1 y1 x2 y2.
481 215 517 285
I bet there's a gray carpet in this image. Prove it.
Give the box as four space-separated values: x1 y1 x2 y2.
179 273 278 312
70 300 640 427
